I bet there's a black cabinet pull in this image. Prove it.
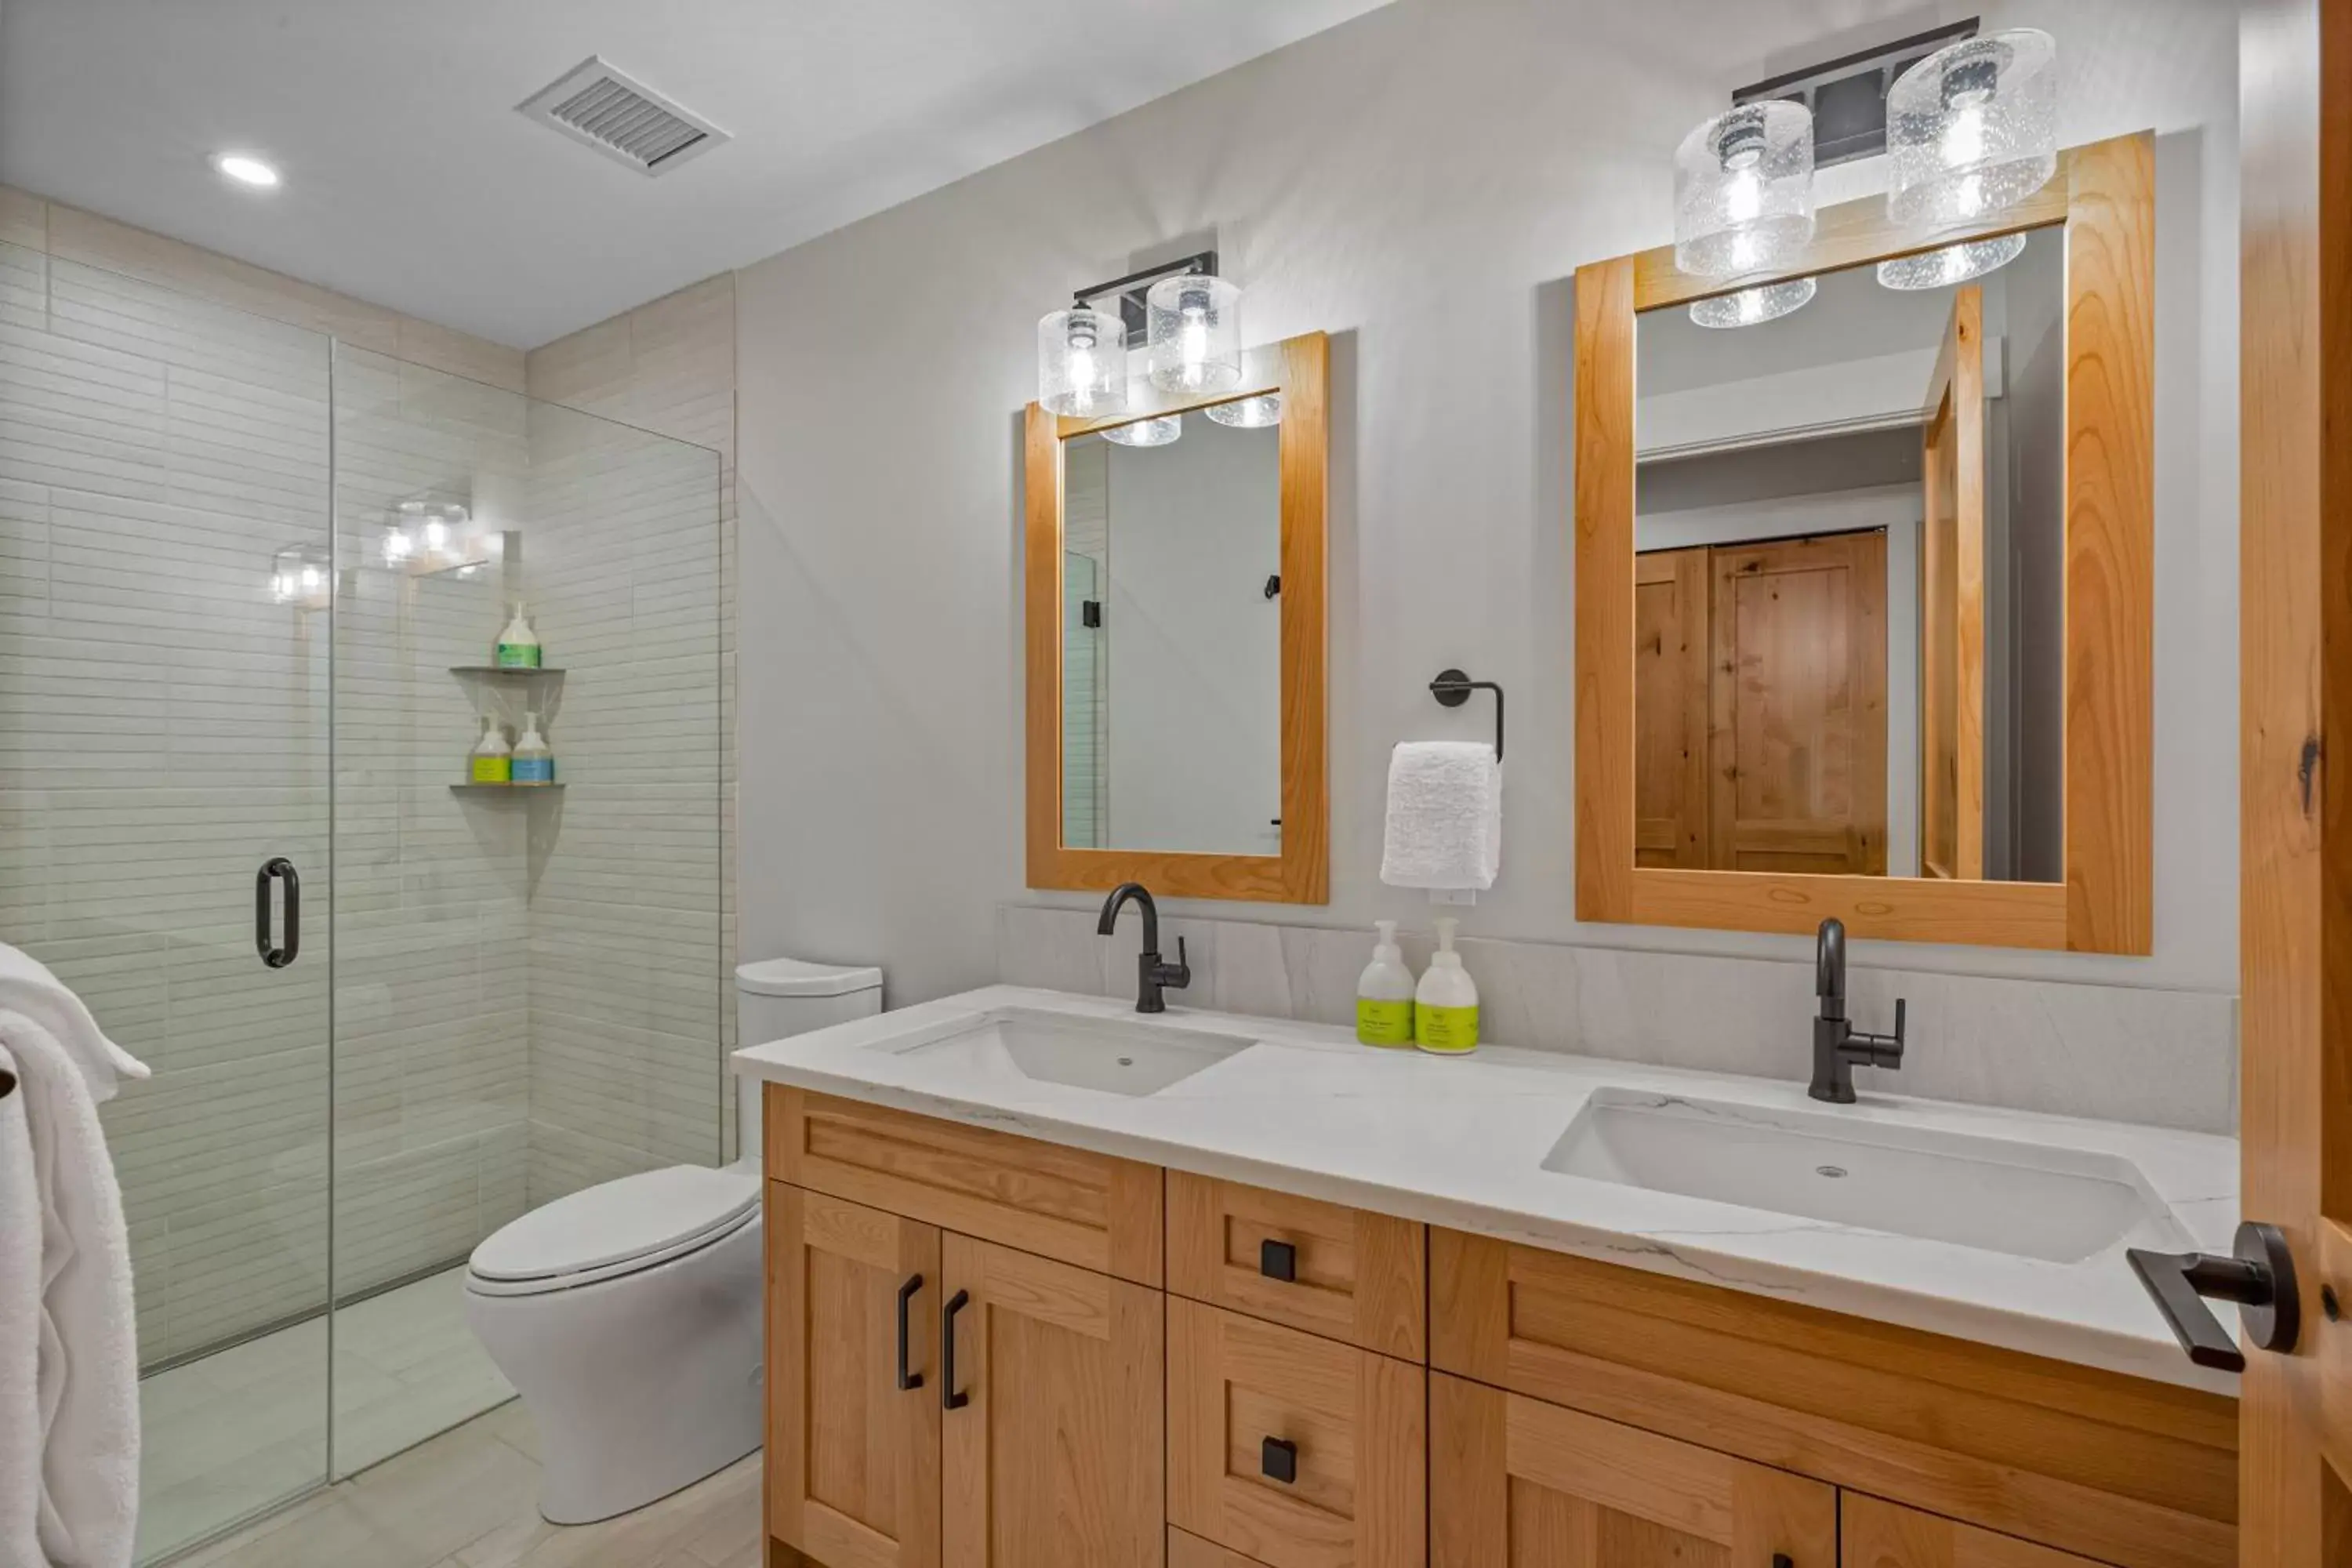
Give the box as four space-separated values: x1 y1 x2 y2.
1260 1436 1298 1484
1773 1556 1794 1568
895 1274 924 1392
942 1289 971 1410
1259 1239 1297 1283
255 858 299 969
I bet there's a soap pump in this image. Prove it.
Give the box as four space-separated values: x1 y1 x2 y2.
1414 916 1479 1055
1355 920 1417 1047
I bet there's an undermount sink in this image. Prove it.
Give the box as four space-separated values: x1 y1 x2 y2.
886 1007 1254 1097
1544 1091 2193 1265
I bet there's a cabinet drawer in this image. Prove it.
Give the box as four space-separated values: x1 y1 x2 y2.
768 1085 1163 1285
1842 1494 2117 1568
1170 1526 1273 1568
1429 1229 2235 1568
1167 1171 1425 1359
1169 1298 1425 1568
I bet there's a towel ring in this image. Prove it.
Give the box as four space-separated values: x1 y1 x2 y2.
0 1064 14 1102
1430 669 1504 760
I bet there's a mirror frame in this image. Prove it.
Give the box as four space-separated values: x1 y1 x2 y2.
1574 132 2154 952
1025 329 1330 902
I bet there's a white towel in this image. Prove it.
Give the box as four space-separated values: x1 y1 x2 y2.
0 946 147 1106
0 1011 142 1568
1379 742 1503 891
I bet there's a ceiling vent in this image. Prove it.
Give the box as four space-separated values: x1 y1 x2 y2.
517 56 729 176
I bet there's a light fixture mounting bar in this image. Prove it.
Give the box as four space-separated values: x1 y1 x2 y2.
1733 18 1979 168
1073 249 1220 348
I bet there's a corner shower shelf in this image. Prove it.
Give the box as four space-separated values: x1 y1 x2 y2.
450 665 566 679
450 783 565 797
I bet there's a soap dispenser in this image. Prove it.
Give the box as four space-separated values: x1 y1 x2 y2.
512 710 555 786
1414 916 1479 1055
1355 920 1417 1047
469 713 512 785
495 601 542 669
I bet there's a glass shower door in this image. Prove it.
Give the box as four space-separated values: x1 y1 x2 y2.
0 241 336 1561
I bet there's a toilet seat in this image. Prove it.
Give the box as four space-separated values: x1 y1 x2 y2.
466 1166 760 1298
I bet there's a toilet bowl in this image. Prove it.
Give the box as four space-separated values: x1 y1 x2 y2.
463 1164 764 1524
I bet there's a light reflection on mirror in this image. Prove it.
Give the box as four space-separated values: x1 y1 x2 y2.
1632 225 2064 884
1062 395 1281 855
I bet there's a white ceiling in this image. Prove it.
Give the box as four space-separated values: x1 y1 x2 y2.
0 0 1392 347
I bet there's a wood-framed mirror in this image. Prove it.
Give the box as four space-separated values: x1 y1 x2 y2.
1575 132 2154 952
1025 330 1329 902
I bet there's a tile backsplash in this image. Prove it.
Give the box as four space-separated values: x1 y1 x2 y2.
997 904 2238 1135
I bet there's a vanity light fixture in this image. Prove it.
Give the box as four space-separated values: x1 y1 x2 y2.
1204 393 1281 429
1147 273 1243 394
1689 276 1817 329
1099 414 1182 448
1673 102 1816 278
1886 29 2057 227
1877 230 2028 290
1037 306 1127 419
269 545 332 610
212 152 281 189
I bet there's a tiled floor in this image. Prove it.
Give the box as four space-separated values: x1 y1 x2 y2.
170 1399 760 1568
139 1267 515 1563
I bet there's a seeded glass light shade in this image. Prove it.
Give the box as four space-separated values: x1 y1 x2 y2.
1674 102 1816 278
1038 307 1128 418
1886 29 2057 227
1878 232 2028 291
1100 414 1181 448
1146 274 1243 394
1205 393 1281 429
1689 276 1817 329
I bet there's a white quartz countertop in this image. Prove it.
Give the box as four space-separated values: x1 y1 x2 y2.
732 985 2239 1395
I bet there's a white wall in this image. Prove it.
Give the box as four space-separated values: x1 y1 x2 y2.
733 0 2240 1007
1101 422 1283 854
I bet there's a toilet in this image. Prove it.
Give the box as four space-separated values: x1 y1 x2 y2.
464 956 884 1524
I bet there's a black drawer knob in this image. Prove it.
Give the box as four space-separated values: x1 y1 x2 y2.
1259 1239 1297 1283
1261 1436 1298 1485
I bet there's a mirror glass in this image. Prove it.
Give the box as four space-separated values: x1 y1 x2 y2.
1633 225 2064 881
1060 396 1282 855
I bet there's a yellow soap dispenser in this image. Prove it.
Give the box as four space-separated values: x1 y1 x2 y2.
1414 916 1479 1054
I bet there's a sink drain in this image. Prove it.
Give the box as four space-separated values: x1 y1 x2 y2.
1117 1057 1134 1068
1815 1165 1849 1179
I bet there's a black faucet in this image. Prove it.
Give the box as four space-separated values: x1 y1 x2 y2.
1098 883 1191 1014
1809 917 1906 1103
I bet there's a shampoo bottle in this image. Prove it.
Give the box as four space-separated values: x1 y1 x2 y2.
469 714 512 785
512 710 555 786
1414 916 1479 1055
495 601 542 669
1355 920 1417 1047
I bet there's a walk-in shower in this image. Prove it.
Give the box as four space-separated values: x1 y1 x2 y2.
0 237 723 1562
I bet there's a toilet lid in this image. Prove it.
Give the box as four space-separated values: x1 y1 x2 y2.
470 1166 761 1283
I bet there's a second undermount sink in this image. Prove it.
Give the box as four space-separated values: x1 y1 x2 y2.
886 1007 1254 1097
1544 1090 2193 1265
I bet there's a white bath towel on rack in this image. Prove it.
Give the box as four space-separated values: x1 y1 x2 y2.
0 1010 142 1568
1380 741 1503 891
0 945 147 1105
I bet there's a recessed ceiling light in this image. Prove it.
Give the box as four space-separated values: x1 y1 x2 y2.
212 154 281 189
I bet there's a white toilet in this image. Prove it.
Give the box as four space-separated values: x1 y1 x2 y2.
465 956 884 1524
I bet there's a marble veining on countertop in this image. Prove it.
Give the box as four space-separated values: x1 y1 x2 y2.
733 985 2239 1395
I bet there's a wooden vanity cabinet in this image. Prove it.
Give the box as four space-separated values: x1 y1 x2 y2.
1842 1494 2116 1568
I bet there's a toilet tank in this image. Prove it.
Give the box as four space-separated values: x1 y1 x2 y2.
734 957 884 1162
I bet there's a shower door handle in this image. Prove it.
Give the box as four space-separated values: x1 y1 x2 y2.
256 858 299 969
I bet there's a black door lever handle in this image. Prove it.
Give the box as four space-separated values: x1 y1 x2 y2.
2127 1221 2299 1373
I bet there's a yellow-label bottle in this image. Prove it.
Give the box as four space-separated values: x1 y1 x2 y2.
1414 916 1479 1055
1356 920 1417 1047
470 715 511 784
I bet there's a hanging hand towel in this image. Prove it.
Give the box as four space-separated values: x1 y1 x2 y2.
0 1010 142 1568
0 943 148 1105
1380 741 1503 891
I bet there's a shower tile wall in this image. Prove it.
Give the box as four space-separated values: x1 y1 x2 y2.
1062 441 1109 846
0 186 530 1366
520 407 721 1201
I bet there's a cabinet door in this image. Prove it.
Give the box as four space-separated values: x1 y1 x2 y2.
1432 1374 1835 1568
941 1232 1164 1568
1843 1494 2113 1568
768 1183 942 1568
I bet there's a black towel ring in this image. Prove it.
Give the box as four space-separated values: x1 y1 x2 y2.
1429 669 1504 760
0 1065 15 1102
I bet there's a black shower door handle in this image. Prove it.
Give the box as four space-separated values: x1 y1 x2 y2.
256 858 299 968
